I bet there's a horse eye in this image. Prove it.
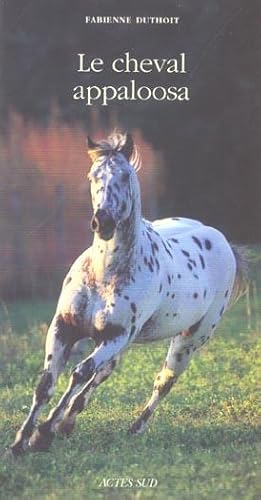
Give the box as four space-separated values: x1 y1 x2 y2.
121 171 130 182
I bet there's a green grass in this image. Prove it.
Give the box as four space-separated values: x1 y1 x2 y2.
0 252 260 499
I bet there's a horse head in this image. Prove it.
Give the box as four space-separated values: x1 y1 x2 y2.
87 132 140 241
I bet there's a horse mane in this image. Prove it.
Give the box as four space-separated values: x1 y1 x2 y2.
87 131 141 171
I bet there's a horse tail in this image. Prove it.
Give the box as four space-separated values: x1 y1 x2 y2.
228 245 249 308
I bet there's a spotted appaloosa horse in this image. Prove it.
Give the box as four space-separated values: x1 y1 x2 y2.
10 132 247 455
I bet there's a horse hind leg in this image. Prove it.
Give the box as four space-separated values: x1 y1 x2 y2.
129 336 193 435
10 315 80 456
129 288 232 435
55 355 120 436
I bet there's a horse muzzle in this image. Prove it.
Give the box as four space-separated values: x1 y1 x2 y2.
91 209 116 240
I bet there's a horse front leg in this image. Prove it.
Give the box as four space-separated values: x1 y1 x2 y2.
29 330 129 451
55 355 120 436
10 315 80 456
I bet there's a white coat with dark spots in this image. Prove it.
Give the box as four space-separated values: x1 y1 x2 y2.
10 132 248 455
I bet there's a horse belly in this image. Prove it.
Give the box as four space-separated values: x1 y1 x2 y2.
134 312 173 343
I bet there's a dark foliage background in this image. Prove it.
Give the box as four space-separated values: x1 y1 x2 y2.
0 0 260 297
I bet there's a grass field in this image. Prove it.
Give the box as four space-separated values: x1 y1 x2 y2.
0 249 260 499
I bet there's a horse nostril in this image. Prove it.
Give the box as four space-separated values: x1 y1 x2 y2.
91 216 99 232
91 209 116 237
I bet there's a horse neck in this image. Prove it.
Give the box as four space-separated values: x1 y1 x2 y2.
91 198 142 284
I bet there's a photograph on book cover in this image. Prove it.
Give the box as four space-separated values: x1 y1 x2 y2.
0 1 260 498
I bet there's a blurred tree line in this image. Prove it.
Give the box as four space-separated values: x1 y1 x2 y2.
0 0 260 252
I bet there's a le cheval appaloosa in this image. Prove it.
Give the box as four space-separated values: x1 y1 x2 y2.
10 132 248 456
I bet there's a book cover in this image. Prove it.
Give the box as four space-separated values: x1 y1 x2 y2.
0 1 260 498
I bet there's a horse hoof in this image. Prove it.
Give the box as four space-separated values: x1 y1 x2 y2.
128 419 146 435
4 442 25 458
55 417 75 437
9 441 25 458
29 426 54 451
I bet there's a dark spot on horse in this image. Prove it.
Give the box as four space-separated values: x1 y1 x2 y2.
166 313 169 317
121 201 127 213
131 302 137 314
225 290 229 298
113 193 119 205
111 303 115 308
144 256 148 265
173 313 177 317
171 294 175 299
189 317 203 334
171 238 179 244
92 323 125 343
121 171 130 183
220 306 225 316
177 273 181 279
212 324 216 329
131 276 136 283
193 274 199 279
166 292 170 297
124 295 130 300
113 246 119 253
138 265 141 271
204 289 207 299
189 258 197 267
155 259 160 271
162 240 173 259
130 326 136 338
187 263 193 271
148 263 153 272
193 293 198 299
131 316 136 324
64 276 72 286
182 249 190 257
47 354 52 361
199 254 205 269
153 242 159 252
192 236 203 250
35 371 53 403
140 246 143 255
100 249 104 254
176 353 183 362
186 348 190 355
167 275 171 285
193 346 197 351
114 182 120 192
205 239 212 250
159 283 162 293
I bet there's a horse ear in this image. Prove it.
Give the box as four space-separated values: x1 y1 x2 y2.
86 136 99 162
121 133 134 161
87 136 98 149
